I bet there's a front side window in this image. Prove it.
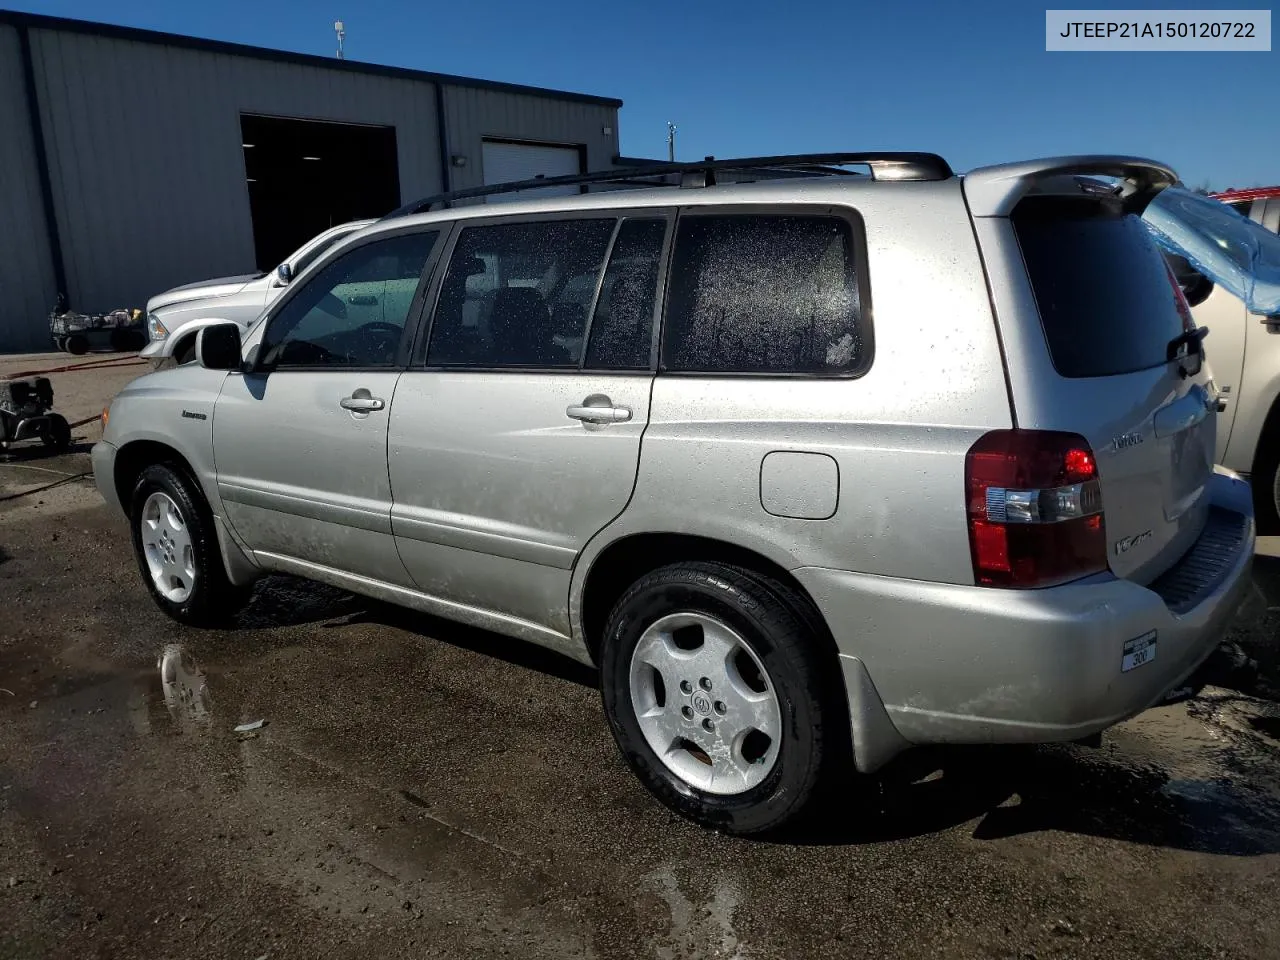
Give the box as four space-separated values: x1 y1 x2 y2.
662 214 865 376
427 219 616 368
260 231 437 369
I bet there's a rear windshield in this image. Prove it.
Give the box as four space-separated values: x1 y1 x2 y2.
1013 198 1187 379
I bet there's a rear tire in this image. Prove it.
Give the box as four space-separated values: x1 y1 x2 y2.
65 334 88 355
600 561 840 835
128 463 250 627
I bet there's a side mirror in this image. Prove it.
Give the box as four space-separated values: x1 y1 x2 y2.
196 322 243 371
276 263 293 285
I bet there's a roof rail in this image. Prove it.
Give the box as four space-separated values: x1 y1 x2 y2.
383 151 953 219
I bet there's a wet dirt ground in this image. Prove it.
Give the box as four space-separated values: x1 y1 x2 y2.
3 452 1280 959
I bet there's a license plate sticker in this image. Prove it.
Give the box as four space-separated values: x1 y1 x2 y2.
1122 630 1157 672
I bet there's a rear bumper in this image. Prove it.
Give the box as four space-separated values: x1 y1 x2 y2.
798 470 1255 766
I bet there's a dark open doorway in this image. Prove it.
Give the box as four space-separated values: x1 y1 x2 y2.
240 114 400 271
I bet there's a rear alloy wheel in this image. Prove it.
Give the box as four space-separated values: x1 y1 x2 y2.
129 463 250 626
628 612 782 795
601 562 838 834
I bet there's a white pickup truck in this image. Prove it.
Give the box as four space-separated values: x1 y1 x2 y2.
142 219 373 366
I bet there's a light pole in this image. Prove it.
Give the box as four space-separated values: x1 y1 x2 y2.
335 20 345 60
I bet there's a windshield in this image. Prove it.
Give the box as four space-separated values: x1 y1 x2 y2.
1142 186 1280 315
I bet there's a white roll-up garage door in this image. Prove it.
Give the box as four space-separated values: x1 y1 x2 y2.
481 140 582 203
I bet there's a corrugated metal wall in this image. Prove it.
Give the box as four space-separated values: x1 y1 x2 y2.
24 27 445 331
0 22 620 352
0 26 60 351
442 85 619 192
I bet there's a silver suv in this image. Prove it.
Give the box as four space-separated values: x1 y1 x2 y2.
92 153 1255 834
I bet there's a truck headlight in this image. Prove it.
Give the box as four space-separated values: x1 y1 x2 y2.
147 313 169 341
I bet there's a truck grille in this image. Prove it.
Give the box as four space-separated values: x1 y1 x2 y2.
1147 508 1248 615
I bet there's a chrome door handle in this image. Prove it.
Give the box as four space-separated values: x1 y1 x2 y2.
567 396 632 424
340 395 385 412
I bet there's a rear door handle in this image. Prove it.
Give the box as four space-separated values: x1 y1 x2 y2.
567 394 632 424
340 392 385 413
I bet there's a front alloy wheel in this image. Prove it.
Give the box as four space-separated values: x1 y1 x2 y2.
139 490 197 603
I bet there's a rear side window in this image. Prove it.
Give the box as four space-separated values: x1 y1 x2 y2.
1014 199 1188 378
661 214 865 376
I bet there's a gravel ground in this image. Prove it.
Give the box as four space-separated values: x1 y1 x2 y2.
1 443 1279 959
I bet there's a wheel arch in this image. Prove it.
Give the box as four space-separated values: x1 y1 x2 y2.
171 330 198 365
113 439 200 514
577 532 838 668
111 436 259 586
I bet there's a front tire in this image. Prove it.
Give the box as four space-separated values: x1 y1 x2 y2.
129 463 249 627
600 562 839 835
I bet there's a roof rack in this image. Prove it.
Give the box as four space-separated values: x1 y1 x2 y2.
383 151 953 219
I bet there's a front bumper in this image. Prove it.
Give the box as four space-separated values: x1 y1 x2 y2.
798 470 1256 761
138 338 165 359
91 440 120 513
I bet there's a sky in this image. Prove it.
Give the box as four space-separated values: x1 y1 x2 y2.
8 0 1277 188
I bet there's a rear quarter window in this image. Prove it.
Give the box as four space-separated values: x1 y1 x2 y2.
1014 198 1188 379
661 213 868 376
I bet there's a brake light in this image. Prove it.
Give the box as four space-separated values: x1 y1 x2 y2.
965 430 1106 588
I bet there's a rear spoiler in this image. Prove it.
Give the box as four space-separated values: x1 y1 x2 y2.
963 156 1178 218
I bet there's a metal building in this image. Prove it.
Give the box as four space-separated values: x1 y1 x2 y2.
0 10 623 352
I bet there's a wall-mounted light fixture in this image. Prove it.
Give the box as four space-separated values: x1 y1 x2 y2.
451 154 468 168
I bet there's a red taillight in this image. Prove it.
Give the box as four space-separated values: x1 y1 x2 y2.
965 430 1107 588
